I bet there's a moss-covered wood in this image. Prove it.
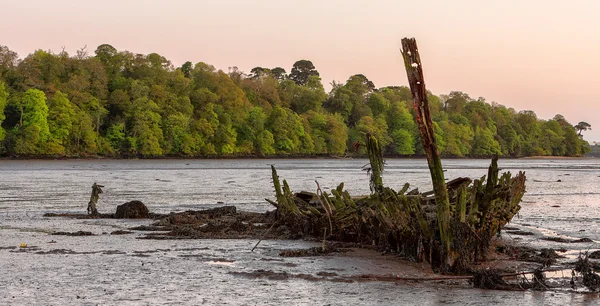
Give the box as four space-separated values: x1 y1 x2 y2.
400 37 454 269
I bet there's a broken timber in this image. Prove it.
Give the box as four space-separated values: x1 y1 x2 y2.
401 37 453 269
268 38 526 273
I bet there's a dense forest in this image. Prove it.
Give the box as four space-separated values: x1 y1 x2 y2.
0 44 591 158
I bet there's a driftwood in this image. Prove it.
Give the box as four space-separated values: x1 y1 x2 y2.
268 38 526 273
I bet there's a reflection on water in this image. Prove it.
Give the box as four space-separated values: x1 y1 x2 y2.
1 158 600 304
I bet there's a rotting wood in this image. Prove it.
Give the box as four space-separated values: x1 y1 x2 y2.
400 37 452 270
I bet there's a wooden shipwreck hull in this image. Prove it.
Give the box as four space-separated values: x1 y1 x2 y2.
268 147 526 273
268 38 527 273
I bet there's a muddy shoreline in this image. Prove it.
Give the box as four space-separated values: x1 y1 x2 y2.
42 204 600 293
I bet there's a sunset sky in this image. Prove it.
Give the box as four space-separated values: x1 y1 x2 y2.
3 0 600 141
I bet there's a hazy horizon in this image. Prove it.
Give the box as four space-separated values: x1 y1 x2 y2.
3 0 599 141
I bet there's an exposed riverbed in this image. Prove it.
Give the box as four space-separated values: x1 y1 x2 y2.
1 158 600 305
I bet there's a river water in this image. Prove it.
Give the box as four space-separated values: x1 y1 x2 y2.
1 158 600 305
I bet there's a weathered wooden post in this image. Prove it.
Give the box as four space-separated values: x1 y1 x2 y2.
400 38 453 269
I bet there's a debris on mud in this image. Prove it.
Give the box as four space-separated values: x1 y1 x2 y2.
52 231 94 236
110 230 133 235
541 237 593 243
129 225 168 231
589 251 600 259
574 253 600 291
136 206 278 240
279 246 351 257
229 269 353 283
497 245 564 266
529 267 549 290
34 249 82 255
504 229 535 236
43 212 114 219
471 269 510 290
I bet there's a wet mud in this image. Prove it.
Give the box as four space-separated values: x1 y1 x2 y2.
4 158 600 304
41 204 600 294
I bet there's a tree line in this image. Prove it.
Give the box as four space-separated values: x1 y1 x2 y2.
0 44 591 158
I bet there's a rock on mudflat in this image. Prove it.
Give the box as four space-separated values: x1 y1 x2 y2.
115 201 149 219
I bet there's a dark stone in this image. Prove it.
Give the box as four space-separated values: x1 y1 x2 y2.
115 201 150 219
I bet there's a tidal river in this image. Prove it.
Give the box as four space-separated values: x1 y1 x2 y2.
1 158 599 305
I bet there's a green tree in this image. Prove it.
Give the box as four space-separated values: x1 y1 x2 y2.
348 116 390 154
470 127 501 156
190 103 220 155
47 91 75 153
69 106 98 154
444 91 471 114
367 92 390 118
386 101 417 155
12 89 51 154
304 111 328 153
324 113 348 155
105 123 125 152
213 105 238 155
344 74 375 126
240 74 281 111
289 60 319 86
437 119 473 156
270 67 286 81
233 108 276 155
241 106 274 155
0 82 8 142
391 129 415 155
163 112 193 155
286 75 327 114
94 44 118 66
250 67 271 79
127 97 163 156
515 110 543 156
180 61 193 78
575 121 591 137
541 119 566 156
498 124 518 155
324 83 353 122
267 106 309 154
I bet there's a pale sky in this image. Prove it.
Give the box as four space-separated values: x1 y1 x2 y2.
2 0 600 141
